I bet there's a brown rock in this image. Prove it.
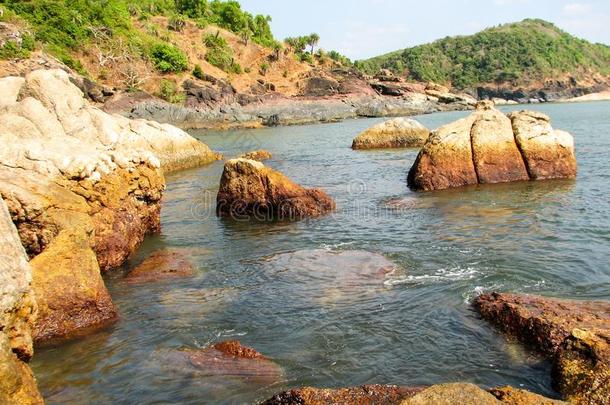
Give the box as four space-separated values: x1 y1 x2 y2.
238 150 273 162
166 341 282 382
217 159 335 220
490 386 566 404
126 249 194 283
471 108 529 184
509 111 577 180
401 383 502 405
408 102 576 191
407 114 479 191
0 197 43 405
352 118 430 150
262 385 422 405
553 328 609 404
30 226 118 344
475 293 610 404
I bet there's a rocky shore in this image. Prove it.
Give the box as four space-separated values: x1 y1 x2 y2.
0 69 220 403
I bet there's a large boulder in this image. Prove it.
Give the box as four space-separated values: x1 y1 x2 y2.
401 383 501 405
352 118 430 150
408 102 576 191
0 69 219 344
217 159 335 220
0 197 43 404
509 111 577 180
474 293 609 404
262 385 421 405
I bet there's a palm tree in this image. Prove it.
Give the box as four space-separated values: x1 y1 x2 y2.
307 33 320 55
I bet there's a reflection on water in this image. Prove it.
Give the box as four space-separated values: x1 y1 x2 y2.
32 102 610 404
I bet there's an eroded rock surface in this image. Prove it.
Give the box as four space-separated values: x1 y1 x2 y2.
217 159 335 220
408 101 576 191
0 69 219 344
352 118 430 150
0 197 43 404
475 293 610 404
238 150 273 162
126 249 194 283
261 383 563 405
262 385 422 405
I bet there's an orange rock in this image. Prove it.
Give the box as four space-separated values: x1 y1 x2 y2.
126 249 194 283
262 385 422 405
217 159 335 220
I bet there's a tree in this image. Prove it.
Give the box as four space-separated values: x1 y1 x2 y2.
307 33 320 55
240 26 253 46
175 0 209 19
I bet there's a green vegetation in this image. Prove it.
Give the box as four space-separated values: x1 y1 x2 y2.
150 43 188 72
0 33 35 60
328 50 352 66
358 19 610 89
192 63 205 79
203 32 241 73
284 34 320 64
157 79 186 103
0 0 281 76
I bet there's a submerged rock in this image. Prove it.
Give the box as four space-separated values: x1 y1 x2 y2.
261 385 422 405
164 341 282 382
408 101 576 191
126 249 194 283
0 69 219 344
474 292 609 404
0 197 43 404
352 118 430 150
238 150 273 162
216 159 335 220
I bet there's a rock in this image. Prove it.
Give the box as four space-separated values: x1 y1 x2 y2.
352 117 430 150
166 341 282 381
371 82 404 96
474 293 610 404
0 197 43 404
401 383 501 405
0 69 219 344
408 102 576 191
470 105 529 184
216 159 335 220
508 111 577 180
237 150 273 162
262 385 422 405
299 76 340 97
126 249 194 283
407 112 479 191
262 383 562 405
489 386 566 404
29 226 118 344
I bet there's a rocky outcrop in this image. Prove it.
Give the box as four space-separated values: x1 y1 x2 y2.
238 150 273 162
475 293 610 404
352 118 430 150
0 197 43 405
262 383 564 405
126 249 194 283
408 101 576 191
262 385 422 405
0 69 219 344
217 159 335 220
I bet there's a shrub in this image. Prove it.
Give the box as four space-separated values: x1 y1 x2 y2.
259 62 269 75
168 14 186 32
157 79 186 103
150 43 188 73
203 33 241 74
192 64 205 79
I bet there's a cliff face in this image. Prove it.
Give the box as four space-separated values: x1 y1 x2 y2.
0 69 220 346
0 197 42 405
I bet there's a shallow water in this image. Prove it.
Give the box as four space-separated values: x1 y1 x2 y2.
32 101 610 404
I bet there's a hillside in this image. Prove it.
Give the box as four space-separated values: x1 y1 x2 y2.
358 19 610 90
0 0 347 98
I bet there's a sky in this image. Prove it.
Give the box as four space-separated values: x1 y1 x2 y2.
238 0 610 60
